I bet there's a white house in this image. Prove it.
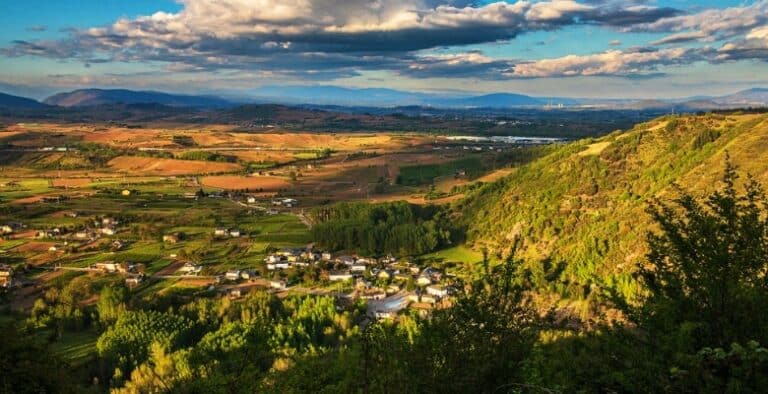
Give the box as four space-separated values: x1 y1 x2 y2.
214 228 229 237
178 263 202 275
241 270 257 280
95 262 119 273
426 285 449 298
270 279 288 290
229 229 241 238
101 227 117 236
225 269 242 281
246 196 257 204
266 255 283 264
416 275 433 286
374 310 395 320
329 271 354 282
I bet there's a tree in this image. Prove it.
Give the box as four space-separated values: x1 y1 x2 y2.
97 284 128 326
633 157 768 349
361 251 541 392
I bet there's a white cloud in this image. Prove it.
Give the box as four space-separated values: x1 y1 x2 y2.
508 48 696 78
629 1 768 44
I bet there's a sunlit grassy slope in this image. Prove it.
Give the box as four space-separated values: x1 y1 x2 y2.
458 113 768 302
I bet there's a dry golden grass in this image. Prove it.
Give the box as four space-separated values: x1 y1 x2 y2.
108 156 241 175
578 141 612 156
201 175 291 190
51 178 91 188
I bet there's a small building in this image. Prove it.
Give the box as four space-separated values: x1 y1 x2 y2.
360 291 387 300
328 271 354 282
246 196 257 204
229 229 241 238
101 227 117 236
95 262 119 273
121 189 132 196
426 285 449 298
416 275 433 286
374 310 395 320
394 273 411 282
240 270 257 281
178 263 202 275
266 209 279 215
266 255 283 264
377 269 395 281
229 288 243 299
0 265 14 288
214 228 229 237
355 278 372 290
337 256 356 266
321 252 333 261
225 269 242 281
421 294 438 304
0 223 21 234
422 267 443 282
270 279 288 290
351 263 367 272
163 234 179 244
125 276 144 287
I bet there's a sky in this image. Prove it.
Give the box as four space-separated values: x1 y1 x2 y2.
0 0 767 100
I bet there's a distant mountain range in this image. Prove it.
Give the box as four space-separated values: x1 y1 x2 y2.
43 89 235 108
0 92 48 109
0 87 766 111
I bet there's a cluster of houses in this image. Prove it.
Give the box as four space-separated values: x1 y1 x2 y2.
263 249 456 315
91 261 146 287
92 261 141 274
214 228 242 238
34 216 122 242
271 198 298 208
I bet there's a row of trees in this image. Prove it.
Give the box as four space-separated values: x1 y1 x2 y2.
310 201 455 256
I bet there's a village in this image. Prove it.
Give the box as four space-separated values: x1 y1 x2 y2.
0 193 457 321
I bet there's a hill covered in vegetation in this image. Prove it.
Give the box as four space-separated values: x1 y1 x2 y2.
458 112 768 311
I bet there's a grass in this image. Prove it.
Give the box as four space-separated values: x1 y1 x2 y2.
422 245 483 264
398 157 485 186
50 329 99 365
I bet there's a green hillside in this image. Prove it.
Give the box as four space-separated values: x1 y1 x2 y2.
458 112 768 308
